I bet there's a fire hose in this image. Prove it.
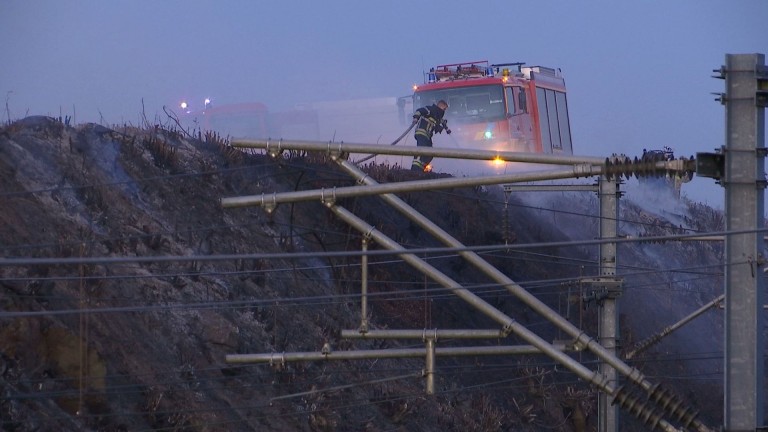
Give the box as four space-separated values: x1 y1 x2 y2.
355 121 417 165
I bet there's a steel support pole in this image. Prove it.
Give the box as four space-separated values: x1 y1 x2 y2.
221 167 598 209
341 329 505 339
231 137 607 166
597 177 620 432
360 237 369 333
723 53 766 431
425 339 435 395
226 344 562 364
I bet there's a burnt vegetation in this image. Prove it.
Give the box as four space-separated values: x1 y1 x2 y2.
0 116 726 431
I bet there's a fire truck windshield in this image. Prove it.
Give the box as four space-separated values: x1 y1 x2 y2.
414 84 505 124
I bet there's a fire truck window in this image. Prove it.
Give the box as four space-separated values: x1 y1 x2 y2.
536 87 552 153
518 89 527 113
414 85 505 122
466 94 488 113
555 91 572 153
505 87 515 114
546 89 562 149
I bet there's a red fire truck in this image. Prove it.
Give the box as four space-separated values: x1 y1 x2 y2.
411 60 573 173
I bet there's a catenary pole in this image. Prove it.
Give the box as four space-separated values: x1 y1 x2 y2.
721 53 766 431
597 176 620 432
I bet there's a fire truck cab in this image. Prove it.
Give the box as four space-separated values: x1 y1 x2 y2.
412 60 573 173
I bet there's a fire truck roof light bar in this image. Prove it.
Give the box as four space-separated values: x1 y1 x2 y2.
428 60 494 83
433 60 489 69
491 62 525 69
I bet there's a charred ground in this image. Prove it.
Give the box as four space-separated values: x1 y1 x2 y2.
0 116 725 431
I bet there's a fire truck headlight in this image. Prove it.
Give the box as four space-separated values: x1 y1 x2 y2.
484 130 493 140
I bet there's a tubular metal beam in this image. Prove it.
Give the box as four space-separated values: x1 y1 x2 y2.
341 329 506 339
625 294 724 360
360 237 369 333
425 339 435 395
221 167 598 210
231 137 607 165
503 183 599 193
226 344 563 364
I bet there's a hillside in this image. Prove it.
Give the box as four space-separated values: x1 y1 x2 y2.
0 116 725 431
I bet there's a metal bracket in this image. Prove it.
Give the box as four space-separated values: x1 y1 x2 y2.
422 328 439 342
582 277 623 306
695 152 725 180
320 187 338 207
501 321 515 337
266 139 284 159
711 66 726 80
327 141 349 161
261 192 278 214
553 338 583 352
757 64 768 108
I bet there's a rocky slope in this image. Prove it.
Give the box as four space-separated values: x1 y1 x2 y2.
0 116 725 431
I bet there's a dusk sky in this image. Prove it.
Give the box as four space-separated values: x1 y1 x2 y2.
2 1 766 207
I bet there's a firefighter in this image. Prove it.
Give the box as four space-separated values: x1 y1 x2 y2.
411 99 450 172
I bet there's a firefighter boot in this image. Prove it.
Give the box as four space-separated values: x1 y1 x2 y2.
411 159 425 172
